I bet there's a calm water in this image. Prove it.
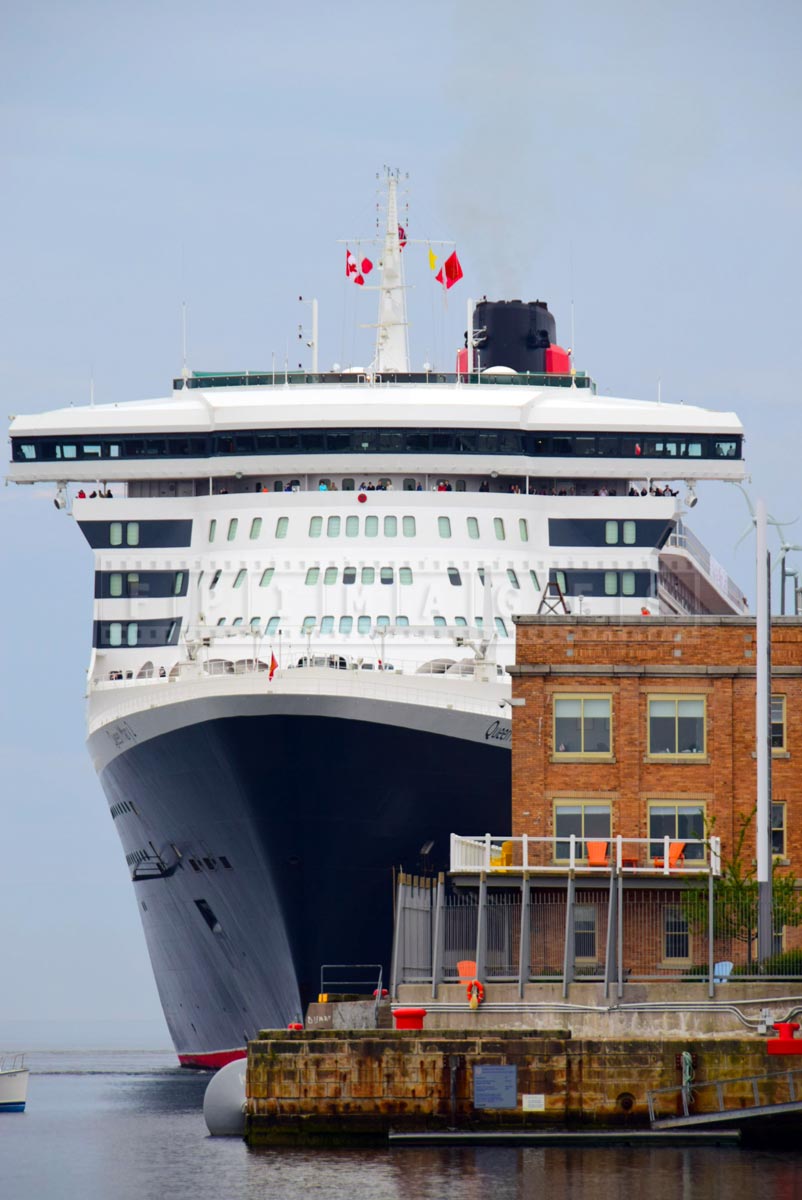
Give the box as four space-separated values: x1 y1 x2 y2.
2 1049 802 1199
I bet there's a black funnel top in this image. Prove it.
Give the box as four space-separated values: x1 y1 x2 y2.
473 299 556 373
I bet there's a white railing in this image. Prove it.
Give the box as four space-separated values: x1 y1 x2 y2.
450 833 721 877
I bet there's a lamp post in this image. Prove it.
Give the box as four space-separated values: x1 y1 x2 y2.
756 499 773 963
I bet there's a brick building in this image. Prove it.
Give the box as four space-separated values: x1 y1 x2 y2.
503 615 802 974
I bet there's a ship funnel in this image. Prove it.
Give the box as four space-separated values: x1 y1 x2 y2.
473 299 556 373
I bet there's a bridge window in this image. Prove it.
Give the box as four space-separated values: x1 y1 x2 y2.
301 616 315 631
232 617 243 626
250 617 261 630
320 615 334 633
376 615 390 629
266 617 280 634
396 615 409 626
357 616 371 633
339 616 353 633
434 616 447 627
495 617 508 636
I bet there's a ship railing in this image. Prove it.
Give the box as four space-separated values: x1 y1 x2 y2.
450 833 721 877
174 369 596 392
665 521 748 613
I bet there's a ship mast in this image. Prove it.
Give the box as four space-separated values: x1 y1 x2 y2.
374 170 409 373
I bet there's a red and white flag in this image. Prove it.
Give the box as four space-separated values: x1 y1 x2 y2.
268 653 278 681
346 249 373 286
435 250 464 290
398 225 407 250
345 248 359 278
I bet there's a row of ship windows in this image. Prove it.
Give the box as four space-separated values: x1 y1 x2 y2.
202 566 540 590
110 800 137 819
211 614 511 635
211 515 531 543
12 429 743 461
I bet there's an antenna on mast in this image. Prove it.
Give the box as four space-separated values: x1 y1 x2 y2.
181 302 190 381
374 167 410 373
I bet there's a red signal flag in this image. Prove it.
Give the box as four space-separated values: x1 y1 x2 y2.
269 653 278 681
435 251 464 290
361 257 373 275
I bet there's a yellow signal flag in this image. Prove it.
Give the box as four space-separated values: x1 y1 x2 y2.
428 247 438 271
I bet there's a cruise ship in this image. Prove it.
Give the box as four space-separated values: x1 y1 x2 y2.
7 174 748 1066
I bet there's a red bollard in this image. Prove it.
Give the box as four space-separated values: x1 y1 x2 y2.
768 1021 802 1055
393 1007 427 1031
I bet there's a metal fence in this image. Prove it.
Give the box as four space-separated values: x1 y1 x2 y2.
391 873 802 997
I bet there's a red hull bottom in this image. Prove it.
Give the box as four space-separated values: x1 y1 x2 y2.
178 1047 247 1070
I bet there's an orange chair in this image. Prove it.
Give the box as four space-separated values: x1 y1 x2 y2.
653 841 686 870
586 841 609 868
457 959 477 983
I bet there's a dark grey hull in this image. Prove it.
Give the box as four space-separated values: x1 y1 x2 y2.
92 695 510 1064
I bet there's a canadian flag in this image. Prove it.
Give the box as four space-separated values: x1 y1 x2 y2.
345 248 359 278
347 250 373 287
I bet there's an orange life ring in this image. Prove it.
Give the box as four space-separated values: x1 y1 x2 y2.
466 979 485 1004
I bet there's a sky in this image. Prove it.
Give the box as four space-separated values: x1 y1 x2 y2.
1 0 801 1041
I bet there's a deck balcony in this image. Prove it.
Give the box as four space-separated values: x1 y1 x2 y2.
450 833 721 879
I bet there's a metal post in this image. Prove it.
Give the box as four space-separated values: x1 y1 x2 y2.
756 498 773 963
389 871 406 998
708 869 715 999
562 876 576 999
517 876 531 999
475 873 488 982
617 871 624 999
604 872 618 999
431 873 445 999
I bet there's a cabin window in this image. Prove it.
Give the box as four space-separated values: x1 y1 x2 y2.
467 517 480 540
507 569 520 589
208 519 217 542
447 568 462 587
109 573 123 597
266 617 280 634
357 616 371 633
210 570 222 590
384 516 397 537
396 615 409 626
343 567 356 585
320 615 334 633
403 516 416 537
346 516 359 537
301 616 315 632
260 568 274 587
323 567 338 585
250 617 261 631
623 520 636 545
361 567 375 584
250 518 262 540
365 516 378 537
376 615 390 629
227 518 238 542
519 518 529 542
232 617 243 626
109 622 122 647
305 568 320 585
327 516 340 537
605 520 619 545
399 567 413 585
309 516 322 538
434 616 447 627
494 518 506 541
339 616 353 633
110 522 123 546
276 517 288 538
342 478 355 491
380 567 393 585
233 569 247 589
455 616 467 627
403 478 417 491
174 572 185 595
438 516 452 539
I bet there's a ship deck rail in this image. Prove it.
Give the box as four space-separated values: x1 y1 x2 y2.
450 833 722 878
173 369 596 392
665 520 747 612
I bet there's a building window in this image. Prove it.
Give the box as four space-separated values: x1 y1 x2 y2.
399 567 413 585
772 802 786 857
233 569 247 589
519 518 529 542
357 616 371 633
339 616 353 633
227 518 238 542
343 567 356 585
346 516 359 537
323 567 337 585
554 696 612 755
648 803 705 861
574 904 597 960
266 616 280 634
664 906 690 960
384 516 397 537
494 517 506 541
361 566 375 584
208 519 217 542
402 516 416 537
771 695 786 751
365 516 378 537
448 567 462 586
380 567 393 585
438 516 452 539
327 516 340 537
507 569 520 589
555 803 611 861
305 567 319 585
276 517 288 538
648 697 705 756
260 568 274 587
467 517 480 540
320 615 334 633
309 516 322 537
250 518 262 540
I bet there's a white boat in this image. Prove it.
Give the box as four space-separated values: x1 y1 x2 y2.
0 1055 29 1112
6 171 749 1066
